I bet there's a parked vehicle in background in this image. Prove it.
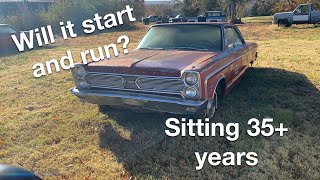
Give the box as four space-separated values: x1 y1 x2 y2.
70 23 258 118
0 24 19 54
156 16 170 24
169 15 188 23
188 11 227 22
273 3 320 27
142 15 160 25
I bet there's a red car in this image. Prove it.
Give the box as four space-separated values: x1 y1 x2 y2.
70 23 258 118
0 24 18 53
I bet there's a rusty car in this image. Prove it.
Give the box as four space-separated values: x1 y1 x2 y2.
70 23 258 118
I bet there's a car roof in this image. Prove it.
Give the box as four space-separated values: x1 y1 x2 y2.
300 3 312 6
152 22 233 27
0 24 9 26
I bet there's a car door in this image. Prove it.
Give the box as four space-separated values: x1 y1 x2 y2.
293 5 310 23
224 26 246 85
151 16 159 22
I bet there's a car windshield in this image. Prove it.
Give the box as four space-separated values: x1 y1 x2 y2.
0 26 17 34
137 25 222 52
207 12 222 17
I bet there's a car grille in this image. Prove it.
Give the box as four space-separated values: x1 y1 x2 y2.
85 74 124 88
84 73 185 94
136 78 185 92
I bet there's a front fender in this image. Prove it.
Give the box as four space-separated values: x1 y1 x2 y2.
205 74 225 100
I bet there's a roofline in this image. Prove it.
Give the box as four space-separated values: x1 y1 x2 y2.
151 22 233 27
0 0 54 2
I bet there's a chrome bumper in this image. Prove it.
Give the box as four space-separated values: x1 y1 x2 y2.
70 88 207 114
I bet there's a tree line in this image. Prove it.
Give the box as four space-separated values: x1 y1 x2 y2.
0 0 145 31
1 0 320 31
175 0 320 21
252 0 320 16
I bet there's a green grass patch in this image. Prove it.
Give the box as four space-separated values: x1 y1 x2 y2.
242 16 273 23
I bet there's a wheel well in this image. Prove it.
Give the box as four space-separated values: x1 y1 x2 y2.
278 19 287 23
216 78 226 98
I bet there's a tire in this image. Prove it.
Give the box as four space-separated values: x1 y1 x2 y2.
285 22 292 27
98 105 109 114
278 19 291 27
277 20 284 27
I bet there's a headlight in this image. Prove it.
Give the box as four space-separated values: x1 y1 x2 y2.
76 66 86 79
78 79 89 89
185 73 198 85
185 87 197 98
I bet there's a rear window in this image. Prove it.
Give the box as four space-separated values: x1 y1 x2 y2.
206 12 222 17
137 25 223 52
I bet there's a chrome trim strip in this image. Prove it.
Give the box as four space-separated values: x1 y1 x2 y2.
70 87 207 114
86 71 182 79
226 65 248 88
90 85 182 95
71 88 206 106
204 52 247 98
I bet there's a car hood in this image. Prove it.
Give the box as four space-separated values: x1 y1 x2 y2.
85 49 219 77
274 12 293 17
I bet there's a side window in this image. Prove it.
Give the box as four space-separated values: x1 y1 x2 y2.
295 6 309 15
224 27 243 50
234 30 243 46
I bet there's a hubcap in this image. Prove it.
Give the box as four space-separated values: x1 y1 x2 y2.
206 92 218 119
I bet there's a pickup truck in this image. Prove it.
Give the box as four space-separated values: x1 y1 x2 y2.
273 3 320 27
70 23 258 118
187 11 227 22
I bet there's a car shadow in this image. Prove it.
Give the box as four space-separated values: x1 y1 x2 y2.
98 67 320 179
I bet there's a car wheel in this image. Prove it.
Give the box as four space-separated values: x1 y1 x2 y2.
206 91 218 119
278 19 288 27
285 22 292 27
98 105 109 114
277 20 284 27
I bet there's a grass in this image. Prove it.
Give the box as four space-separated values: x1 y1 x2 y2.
242 16 273 23
0 23 320 179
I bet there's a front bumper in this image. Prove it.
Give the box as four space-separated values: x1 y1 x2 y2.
70 88 207 114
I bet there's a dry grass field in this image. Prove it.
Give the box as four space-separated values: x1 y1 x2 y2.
0 23 319 179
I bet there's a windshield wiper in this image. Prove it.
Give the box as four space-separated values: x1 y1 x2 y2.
139 47 165 50
170 47 209 51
